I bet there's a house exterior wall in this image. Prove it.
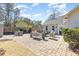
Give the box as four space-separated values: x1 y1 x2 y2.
43 7 79 34
43 25 53 32
56 17 63 25
68 7 79 17
68 13 79 28
43 17 63 35
63 13 79 28
63 12 79 28
0 22 4 37
63 7 79 28
48 25 52 32
63 18 69 28
43 24 60 35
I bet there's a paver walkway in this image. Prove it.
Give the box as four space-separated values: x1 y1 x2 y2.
1 34 78 56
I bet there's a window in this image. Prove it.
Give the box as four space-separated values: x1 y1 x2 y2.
46 26 48 30
52 26 54 30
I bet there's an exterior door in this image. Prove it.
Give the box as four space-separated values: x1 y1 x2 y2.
52 26 54 31
46 26 48 31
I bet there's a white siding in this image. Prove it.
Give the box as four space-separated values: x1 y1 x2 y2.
63 19 69 28
56 17 63 26
43 25 53 32
43 25 60 34
69 13 79 28
43 16 63 34
48 25 52 32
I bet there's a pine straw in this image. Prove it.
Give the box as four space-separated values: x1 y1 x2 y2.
0 40 36 56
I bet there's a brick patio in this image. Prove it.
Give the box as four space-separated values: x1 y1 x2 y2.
1 34 79 56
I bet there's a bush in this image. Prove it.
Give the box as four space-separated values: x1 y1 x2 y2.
19 27 26 31
50 31 55 39
16 27 26 34
62 28 79 49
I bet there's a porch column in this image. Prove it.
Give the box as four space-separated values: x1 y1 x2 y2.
55 25 60 35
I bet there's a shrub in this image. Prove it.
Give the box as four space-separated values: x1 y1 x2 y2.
50 31 55 39
62 28 79 49
19 27 26 31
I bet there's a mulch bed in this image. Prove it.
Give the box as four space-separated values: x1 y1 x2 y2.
0 48 6 56
0 39 13 42
69 44 79 55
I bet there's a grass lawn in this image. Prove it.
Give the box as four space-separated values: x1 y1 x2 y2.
0 40 36 56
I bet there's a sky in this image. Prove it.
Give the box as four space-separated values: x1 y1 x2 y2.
14 3 79 23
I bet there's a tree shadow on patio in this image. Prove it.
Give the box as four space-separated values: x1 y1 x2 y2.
43 39 48 41
0 39 13 42
33 38 42 41
33 38 48 41
49 38 58 41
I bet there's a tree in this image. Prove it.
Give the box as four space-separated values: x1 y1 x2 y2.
0 3 21 33
4 3 14 25
13 8 20 31
23 17 31 25
48 4 65 20
48 8 59 20
14 8 20 21
15 17 33 31
0 4 5 21
32 20 42 32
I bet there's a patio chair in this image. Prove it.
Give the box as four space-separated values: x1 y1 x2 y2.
18 31 23 36
14 31 18 36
